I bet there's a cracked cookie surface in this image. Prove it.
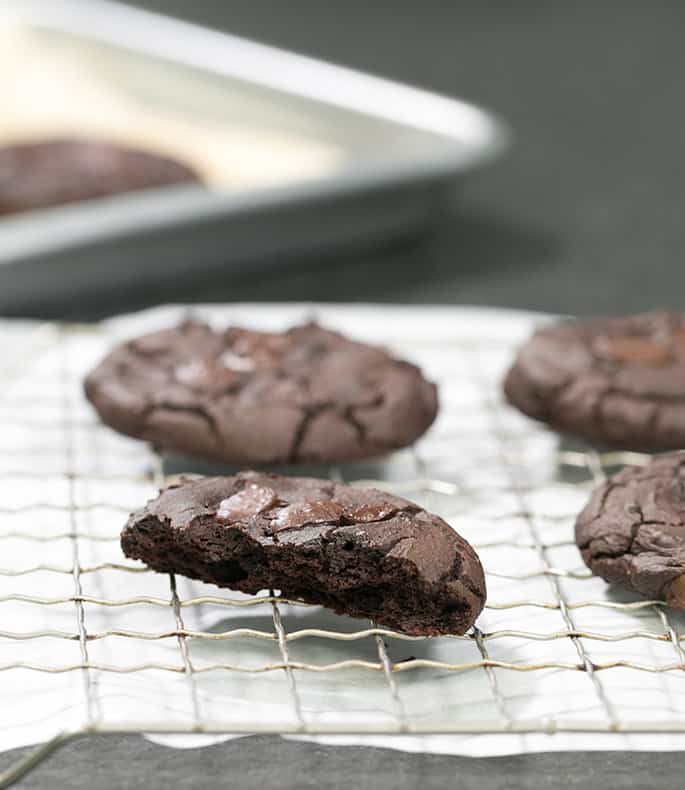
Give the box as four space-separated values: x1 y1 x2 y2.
504 311 685 450
575 452 685 608
122 471 486 635
0 138 201 215
85 321 438 465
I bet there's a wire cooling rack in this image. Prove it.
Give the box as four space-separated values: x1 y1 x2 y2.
1 304 685 786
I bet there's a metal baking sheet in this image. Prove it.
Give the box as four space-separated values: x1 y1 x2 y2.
0 0 506 314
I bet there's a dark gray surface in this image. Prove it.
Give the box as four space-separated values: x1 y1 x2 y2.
4 2 684 787
0 735 677 790
15 0 685 320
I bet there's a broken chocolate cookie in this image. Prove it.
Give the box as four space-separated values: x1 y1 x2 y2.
504 310 685 450
85 321 438 465
575 452 685 609
122 472 486 636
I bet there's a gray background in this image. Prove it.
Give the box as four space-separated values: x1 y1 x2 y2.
21 0 685 321
3 1 684 787
0 735 682 789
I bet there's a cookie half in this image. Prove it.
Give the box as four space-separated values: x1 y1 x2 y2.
575 452 685 608
504 311 685 449
85 321 438 465
122 472 486 636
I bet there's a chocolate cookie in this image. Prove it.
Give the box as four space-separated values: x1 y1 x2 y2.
576 452 685 609
85 321 438 465
0 138 200 215
122 472 486 635
504 311 685 450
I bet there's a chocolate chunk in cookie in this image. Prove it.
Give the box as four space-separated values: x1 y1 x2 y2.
122 472 485 636
85 321 438 465
576 452 685 608
504 311 685 450
0 138 201 215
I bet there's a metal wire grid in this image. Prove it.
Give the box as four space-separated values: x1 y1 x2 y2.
1 305 685 785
